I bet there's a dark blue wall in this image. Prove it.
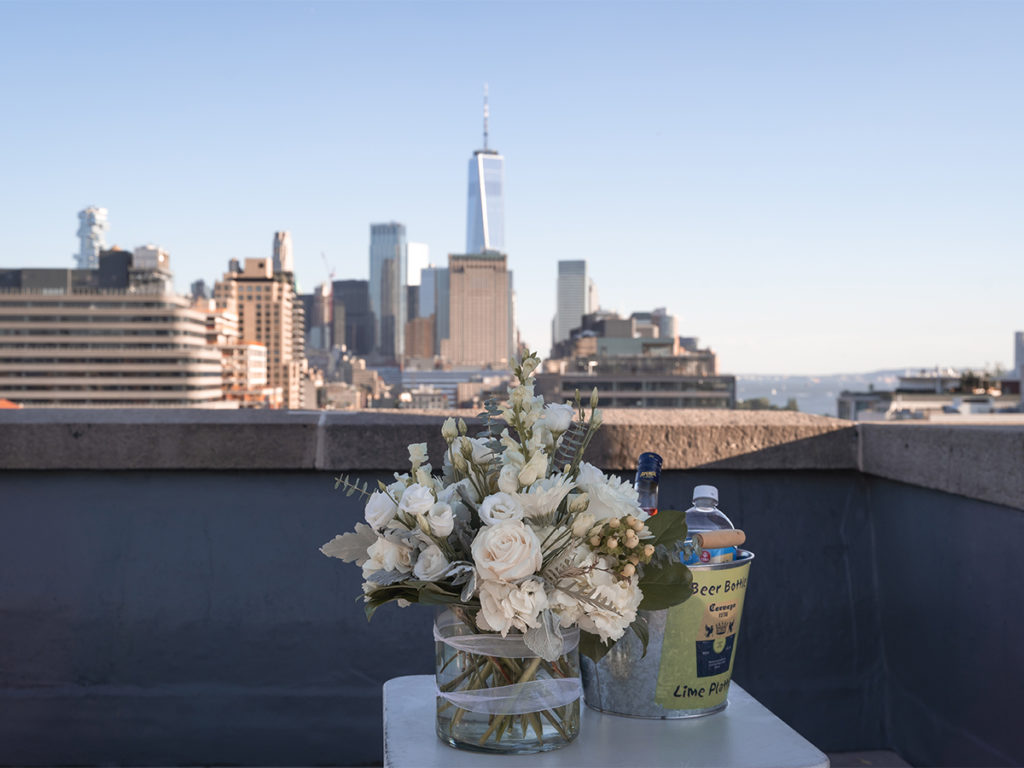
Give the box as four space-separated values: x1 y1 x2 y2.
0 469 1020 766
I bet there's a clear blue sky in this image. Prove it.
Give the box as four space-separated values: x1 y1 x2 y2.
1 0 1021 374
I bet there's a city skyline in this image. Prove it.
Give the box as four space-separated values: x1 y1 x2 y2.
1 1 1022 374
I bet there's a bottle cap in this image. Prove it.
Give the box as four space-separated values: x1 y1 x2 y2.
692 485 718 503
637 452 663 469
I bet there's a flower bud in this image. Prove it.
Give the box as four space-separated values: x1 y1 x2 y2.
589 535 602 547
589 387 599 410
567 492 589 513
607 518 620 529
644 544 655 557
441 417 458 441
621 563 635 578
591 409 603 427
624 515 637 528
571 511 596 538
457 418 468 436
606 537 618 550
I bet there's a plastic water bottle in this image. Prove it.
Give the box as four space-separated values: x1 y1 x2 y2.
634 452 662 517
682 485 736 565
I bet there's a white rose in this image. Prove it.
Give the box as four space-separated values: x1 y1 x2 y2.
498 463 520 494
471 520 542 582
476 580 515 636
426 502 455 537
366 536 414 574
408 442 428 468
538 402 575 434
413 543 449 582
364 491 398 530
399 483 436 517
478 492 525 526
508 579 549 631
517 450 549 487
575 462 644 521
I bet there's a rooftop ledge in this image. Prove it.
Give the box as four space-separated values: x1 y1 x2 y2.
1 409 1022 511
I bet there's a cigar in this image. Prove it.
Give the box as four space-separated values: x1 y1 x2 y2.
694 529 746 550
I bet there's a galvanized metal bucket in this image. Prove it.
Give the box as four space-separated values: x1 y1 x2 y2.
581 549 754 718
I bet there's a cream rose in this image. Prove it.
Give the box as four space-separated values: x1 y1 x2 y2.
471 520 542 582
538 402 575 434
478 492 525 526
497 463 521 494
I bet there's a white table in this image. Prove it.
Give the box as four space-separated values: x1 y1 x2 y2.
383 675 829 768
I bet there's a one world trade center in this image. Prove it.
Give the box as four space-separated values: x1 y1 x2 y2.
466 86 505 254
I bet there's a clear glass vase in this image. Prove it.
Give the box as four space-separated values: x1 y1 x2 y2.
434 606 581 754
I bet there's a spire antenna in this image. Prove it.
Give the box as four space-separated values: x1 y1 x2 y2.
483 83 489 151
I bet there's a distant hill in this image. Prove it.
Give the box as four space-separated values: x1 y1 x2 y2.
736 370 907 417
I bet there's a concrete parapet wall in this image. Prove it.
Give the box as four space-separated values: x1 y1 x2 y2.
1 409 1021 510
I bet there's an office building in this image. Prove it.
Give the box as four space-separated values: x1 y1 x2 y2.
74 207 109 270
443 253 511 368
213 256 304 409
553 260 593 347
369 222 407 361
0 252 225 407
539 310 734 409
466 88 505 254
272 231 294 274
332 279 374 356
407 243 429 286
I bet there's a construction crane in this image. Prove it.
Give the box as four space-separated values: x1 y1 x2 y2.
321 251 335 282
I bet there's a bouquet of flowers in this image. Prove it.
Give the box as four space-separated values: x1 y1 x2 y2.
321 353 692 751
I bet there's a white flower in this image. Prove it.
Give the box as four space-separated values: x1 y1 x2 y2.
408 442 428 468
426 502 455 537
438 477 479 506
567 492 590 514
518 474 575 522
571 511 596 538
364 491 398 530
538 402 575 434
453 436 494 466
414 466 433 486
365 535 415 574
508 579 549 631
413 544 449 582
478 492 525 526
578 578 643 643
498 463 520 494
576 462 644 521
471 519 542 582
399 483 436 517
476 580 515 635
519 355 541 380
517 450 549 487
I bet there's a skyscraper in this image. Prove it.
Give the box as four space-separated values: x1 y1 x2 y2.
553 260 592 346
74 207 109 270
369 223 407 361
444 253 511 367
272 231 294 274
466 87 505 254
